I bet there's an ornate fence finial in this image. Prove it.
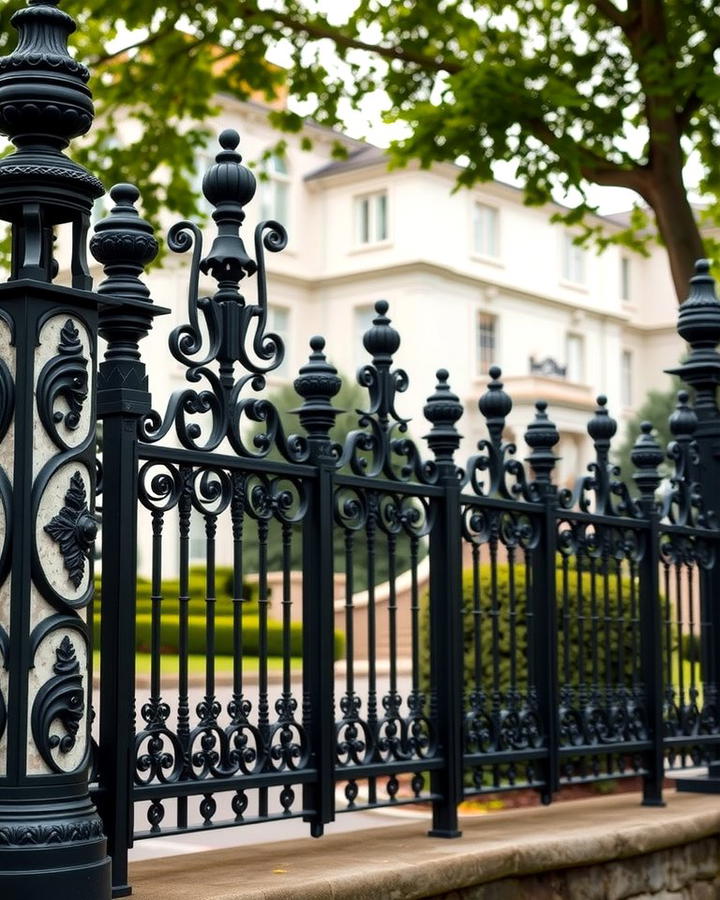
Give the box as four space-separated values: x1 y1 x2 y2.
587 394 616 464
0 0 103 286
524 400 559 490
478 365 512 451
199 129 257 300
667 259 720 432
631 421 663 506
293 336 342 454
665 390 705 525
358 300 407 431
669 389 698 443
423 368 463 468
91 184 158 302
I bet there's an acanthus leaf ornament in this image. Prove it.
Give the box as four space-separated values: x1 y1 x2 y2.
31 634 85 772
44 470 97 589
37 318 89 448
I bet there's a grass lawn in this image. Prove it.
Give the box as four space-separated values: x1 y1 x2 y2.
92 651 300 678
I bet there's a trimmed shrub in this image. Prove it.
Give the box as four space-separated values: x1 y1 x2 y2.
421 562 639 695
93 613 344 660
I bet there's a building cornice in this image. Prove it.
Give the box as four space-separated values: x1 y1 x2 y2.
265 258 633 325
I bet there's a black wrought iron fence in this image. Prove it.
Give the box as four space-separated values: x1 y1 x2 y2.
2 4 720 900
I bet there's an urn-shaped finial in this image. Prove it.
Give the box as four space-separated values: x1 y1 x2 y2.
478 366 512 450
362 300 401 366
631 421 663 501
293 336 342 440
423 368 463 464
199 129 257 294
524 400 559 486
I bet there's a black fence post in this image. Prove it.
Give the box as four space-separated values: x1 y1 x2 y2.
424 370 464 837
0 2 111 896
294 337 342 836
90 186 161 895
668 260 720 789
631 423 666 805
525 401 560 804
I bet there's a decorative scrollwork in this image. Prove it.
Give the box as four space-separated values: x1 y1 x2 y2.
37 318 89 449
0 817 104 847
31 635 85 772
138 132 306 463
336 300 429 482
44 469 97 589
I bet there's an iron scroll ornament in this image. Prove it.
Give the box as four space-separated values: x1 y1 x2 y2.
44 469 98 589
31 634 85 773
36 318 89 450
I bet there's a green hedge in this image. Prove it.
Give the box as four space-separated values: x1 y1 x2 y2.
94 565 261 619
93 612 344 660
422 562 639 694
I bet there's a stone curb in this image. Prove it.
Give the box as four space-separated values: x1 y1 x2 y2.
129 790 720 900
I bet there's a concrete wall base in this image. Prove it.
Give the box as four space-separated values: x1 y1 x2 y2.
129 791 720 900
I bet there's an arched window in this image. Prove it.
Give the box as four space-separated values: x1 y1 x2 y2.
260 154 290 224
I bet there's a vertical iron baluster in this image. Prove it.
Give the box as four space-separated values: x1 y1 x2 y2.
590 555 599 707
508 544 517 708
688 564 697 710
229 472 246 731
664 562 672 697
472 542 482 705
675 562 685 717
149 510 164 728
344 529 355 713
630 557 639 694
177 468 192 827
561 554 570 689
602 546 611 707
524 547 533 699
281 521 293 716
409 534 421 717
366 493 378 803
616 557 625 697
203 510 217 724
577 548 586 709
257 517 269 818
489 520 500 728
387 531 398 714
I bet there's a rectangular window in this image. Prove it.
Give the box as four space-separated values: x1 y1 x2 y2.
620 256 631 300
562 233 587 285
354 192 389 245
476 312 497 376
267 305 290 377
566 333 584 383
473 202 499 258
354 304 377 367
621 349 633 406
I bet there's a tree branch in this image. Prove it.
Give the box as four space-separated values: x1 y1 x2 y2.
592 0 629 29
89 22 178 67
264 10 464 75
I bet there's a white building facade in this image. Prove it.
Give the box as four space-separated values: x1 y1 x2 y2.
119 98 685 495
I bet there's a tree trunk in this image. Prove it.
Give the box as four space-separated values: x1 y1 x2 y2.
645 169 706 304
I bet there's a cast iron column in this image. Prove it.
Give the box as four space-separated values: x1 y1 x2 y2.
0 1 110 896
668 260 720 790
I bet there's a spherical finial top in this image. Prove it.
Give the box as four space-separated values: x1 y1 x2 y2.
310 335 325 353
201 128 256 210
219 129 240 151
436 368 449 382
641 420 652 434
536 400 548 413
109 183 140 206
375 299 389 316
489 365 502 380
